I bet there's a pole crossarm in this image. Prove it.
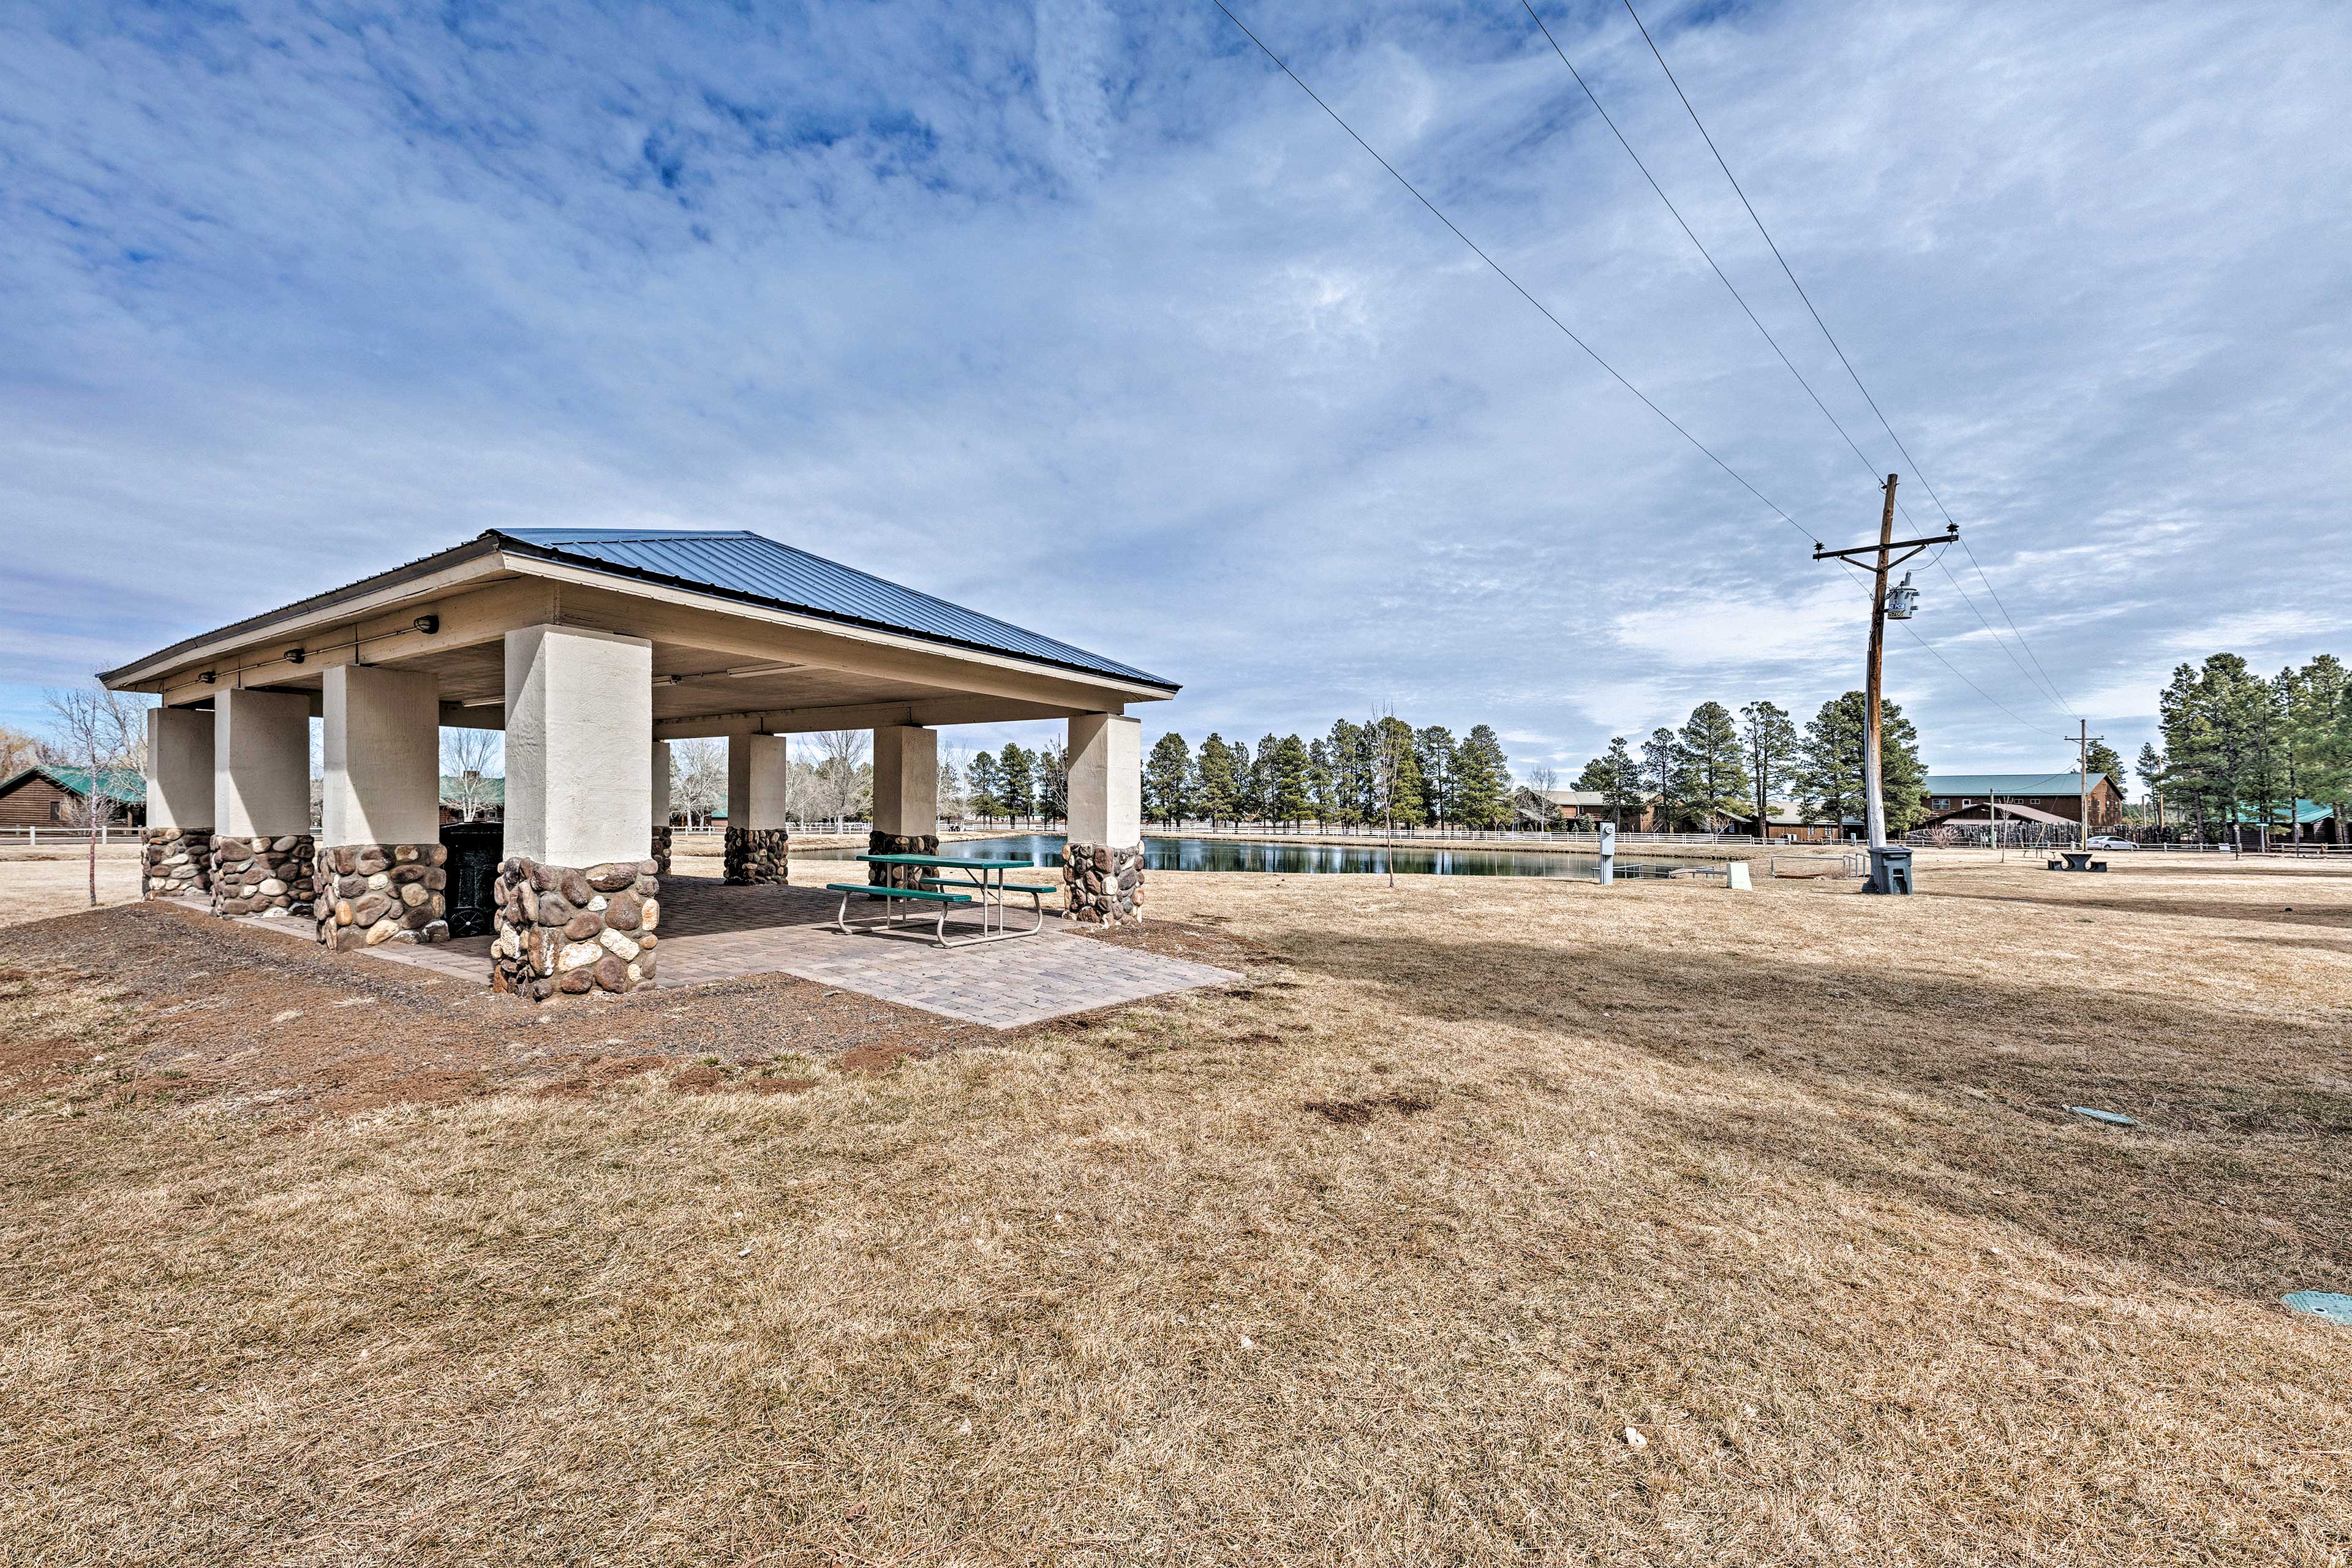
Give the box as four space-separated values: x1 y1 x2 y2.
1812 524 1957 564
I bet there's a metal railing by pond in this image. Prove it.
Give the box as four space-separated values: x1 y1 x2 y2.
1770 853 1865 879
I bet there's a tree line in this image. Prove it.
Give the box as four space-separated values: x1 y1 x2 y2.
2144 653 2350 843
1139 720 1517 832
1572 693 1934 834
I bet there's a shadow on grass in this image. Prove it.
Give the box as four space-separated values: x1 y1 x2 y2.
1935 888 2352 927
1276 926 2352 1301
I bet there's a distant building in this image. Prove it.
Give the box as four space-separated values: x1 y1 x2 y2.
0 766 146 831
1724 802 1859 844
1517 788 1654 831
1920 772 2124 830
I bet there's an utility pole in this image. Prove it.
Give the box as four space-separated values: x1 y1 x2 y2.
1861 475 1898 854
2078 720 2089 851
1814 477 1954 895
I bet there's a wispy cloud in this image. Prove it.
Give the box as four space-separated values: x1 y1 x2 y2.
3 0 2347 780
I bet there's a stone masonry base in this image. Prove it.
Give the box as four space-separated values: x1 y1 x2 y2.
142 826 213 900
651 824 673 876
867 829 941 889
723 826 789 884
492 856 662 1001
1063 842 1144 926
210 834 317 918
315 842 450 950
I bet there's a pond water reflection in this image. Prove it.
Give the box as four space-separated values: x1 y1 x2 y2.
801 832 1724 879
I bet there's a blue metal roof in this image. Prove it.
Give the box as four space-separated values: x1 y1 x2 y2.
489 529 1174 691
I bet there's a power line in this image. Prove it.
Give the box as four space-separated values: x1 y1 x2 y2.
1203 0 1816 549
1206 1 2071 751
1517 2 1889 491
1617 0 2080 719
1959 533 2076 716
1523 0 2078 733
1896 620 2068 744
1929 551 2076 722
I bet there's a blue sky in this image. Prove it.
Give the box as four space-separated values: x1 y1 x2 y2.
6 1 2348 784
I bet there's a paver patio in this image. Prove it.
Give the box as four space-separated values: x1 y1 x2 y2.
352 876 1240 1028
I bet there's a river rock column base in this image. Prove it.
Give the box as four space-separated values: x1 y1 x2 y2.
209 835 317 919
723 827 789 884
1063 843 1143 926
867 829 941 889
650 825 673 876
315 842 450 950
141 827 213 900
491 857 662 1001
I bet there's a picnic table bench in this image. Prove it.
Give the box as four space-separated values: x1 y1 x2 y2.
826 852 1056 948
2047 851 2108 872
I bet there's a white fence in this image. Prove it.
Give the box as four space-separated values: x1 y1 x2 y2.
0 824 128 846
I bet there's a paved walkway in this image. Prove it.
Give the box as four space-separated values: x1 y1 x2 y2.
343 878 1239 1029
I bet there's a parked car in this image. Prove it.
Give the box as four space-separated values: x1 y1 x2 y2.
2086 835 2138 851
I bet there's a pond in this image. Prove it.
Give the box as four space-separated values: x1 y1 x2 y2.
799 832 1727 880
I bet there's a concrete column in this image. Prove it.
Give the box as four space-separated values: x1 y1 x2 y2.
503 624 652 869
1066 714 1141 847
146 707 214 831
1064 713 1144 926
871 726 937 838
141 707 216 899
723 733 790 883
214 687 311 839
210 687 316 918
649 739 673 874
322 665 441 848
726 734 789 827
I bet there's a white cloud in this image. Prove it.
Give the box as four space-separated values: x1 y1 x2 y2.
2 0 2348 776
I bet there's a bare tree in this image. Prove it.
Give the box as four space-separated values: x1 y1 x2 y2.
44 684 146 907
938 743 970 827
808 729 871 832
1526 764 1558 832
438 729 502 822
671 738 726 828
0 725 40 780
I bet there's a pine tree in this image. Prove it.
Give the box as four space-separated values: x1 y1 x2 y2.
1795 692 1926 833
1595 737 1644 827
1246 734 1281 826
1269 735 1313 827
2082 735 2124 790
1642 728 1682 831
997 743 1034 827
965 750 1002 824
1415 726 1456 829
1144 732 1193 827
1324 720 1363 830
1739 699 1798 837
1306 739 1336 827
1673 703 1748 831
1194 733 1240 831
1454 724 1510 829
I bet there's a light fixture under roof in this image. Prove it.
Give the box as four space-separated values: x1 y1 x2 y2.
724 662 803 679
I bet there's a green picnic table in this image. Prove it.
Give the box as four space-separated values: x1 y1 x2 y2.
823 853 1059 948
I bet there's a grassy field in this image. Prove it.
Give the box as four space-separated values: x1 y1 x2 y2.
1 854 2346 1564
0 843 141 927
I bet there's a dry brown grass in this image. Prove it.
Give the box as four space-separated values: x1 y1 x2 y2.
0 843 141 927
0 856 2348 1564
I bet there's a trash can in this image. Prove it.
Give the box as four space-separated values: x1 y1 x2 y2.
439 820 505 937
1865 845 1913 895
